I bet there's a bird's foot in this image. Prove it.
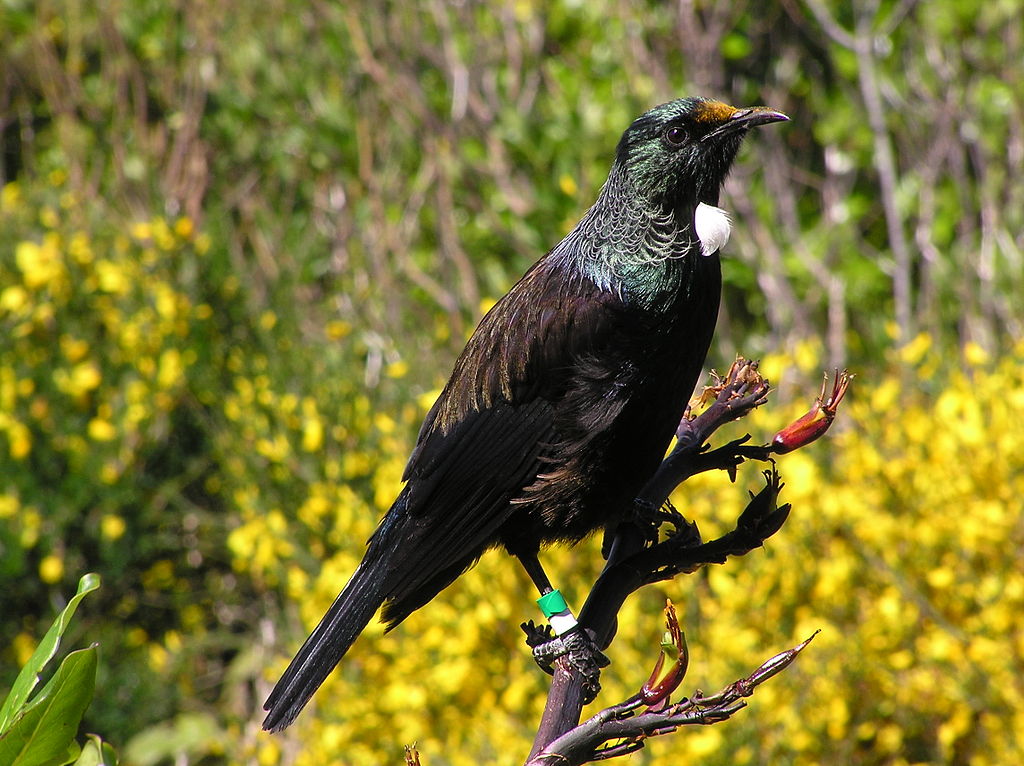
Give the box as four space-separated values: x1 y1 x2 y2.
520 622 610 703
521 620 558 674
558 627 610 704
521 620 555 653
631 498 691 544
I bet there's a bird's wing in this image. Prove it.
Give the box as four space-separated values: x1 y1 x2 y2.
373 258 622 611
412 257 624 452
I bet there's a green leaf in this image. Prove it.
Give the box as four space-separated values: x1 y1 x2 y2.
61 740 83 765
0 573 101 735
73 734 118 766
123 713 222 766
0 646 98 766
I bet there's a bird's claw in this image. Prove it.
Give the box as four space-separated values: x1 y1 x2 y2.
562 627 610 703
630 499 663 545
521 620 555 649
632 498 690 544
524 624 610 702
531 640 559 675
654 499 689 531
522 620 559 673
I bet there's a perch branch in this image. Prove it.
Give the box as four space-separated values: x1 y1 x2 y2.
528 361 850 759
528 616 819 766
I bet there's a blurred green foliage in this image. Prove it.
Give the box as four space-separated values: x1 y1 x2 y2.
1 1 1022 764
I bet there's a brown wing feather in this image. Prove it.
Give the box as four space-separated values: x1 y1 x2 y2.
375 258 623 618
406 259 621 479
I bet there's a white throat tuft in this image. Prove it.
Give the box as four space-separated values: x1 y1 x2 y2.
694 202 732 257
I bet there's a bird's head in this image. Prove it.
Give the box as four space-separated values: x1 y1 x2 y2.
614 97 788 210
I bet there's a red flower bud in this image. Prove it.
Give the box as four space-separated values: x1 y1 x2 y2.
640 600 689 709
771 369 851 454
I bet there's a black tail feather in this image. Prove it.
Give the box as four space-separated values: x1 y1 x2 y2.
262 559 385 732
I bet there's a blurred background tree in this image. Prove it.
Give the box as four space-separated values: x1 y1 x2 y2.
1 1 1021 764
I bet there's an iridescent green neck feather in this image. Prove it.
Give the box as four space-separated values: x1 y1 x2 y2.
556 163 696 310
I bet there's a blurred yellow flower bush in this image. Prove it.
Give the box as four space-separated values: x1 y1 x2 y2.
0 172 270 746
227 339 1024 765
645 339 1024 765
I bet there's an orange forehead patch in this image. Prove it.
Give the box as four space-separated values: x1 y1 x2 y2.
694 100 737 124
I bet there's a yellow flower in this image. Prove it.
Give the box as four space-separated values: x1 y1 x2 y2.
326 319 351 339
148 642 169 672
0 286 29 314
68 232 93 264
302 415 324 452
385 360 408 379
685 728 723 758
18 506 40 547
257 740 280 766
101 514 127 540
926 566 955 589
174 216 194 238
153 217 175 250
95 259 129 294
418 387 442 412
259 310 277 331
130 221 152 241
124 627 147 648
1 181 21 210
65 361 102 396
11 632 35 665
793 338 822 372
154 283 178 321
964 341 989 366
899 331 932 365
194 232 211 254
100 461 121 484
157 348 183 389
0 493 19 519
164 630 183 653
60 335 90 363
39 206 59 229
15 239 63 289
39 553 64 584
88 418 117 442
6 420 32 459
279 392 298 414
255 434 290 462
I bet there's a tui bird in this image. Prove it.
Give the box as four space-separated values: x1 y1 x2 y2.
263 97 787 732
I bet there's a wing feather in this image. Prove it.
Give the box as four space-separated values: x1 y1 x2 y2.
376 257 622 616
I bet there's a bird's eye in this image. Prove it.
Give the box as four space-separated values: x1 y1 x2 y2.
664 126 687 146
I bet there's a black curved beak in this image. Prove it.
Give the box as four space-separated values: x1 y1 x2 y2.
702 107 789 142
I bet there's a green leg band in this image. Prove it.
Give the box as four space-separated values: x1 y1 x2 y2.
537 589 578 636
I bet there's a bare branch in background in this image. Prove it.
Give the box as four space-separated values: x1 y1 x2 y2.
804 0 915 345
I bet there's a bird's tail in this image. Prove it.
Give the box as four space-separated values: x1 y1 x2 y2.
262 557 386 732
